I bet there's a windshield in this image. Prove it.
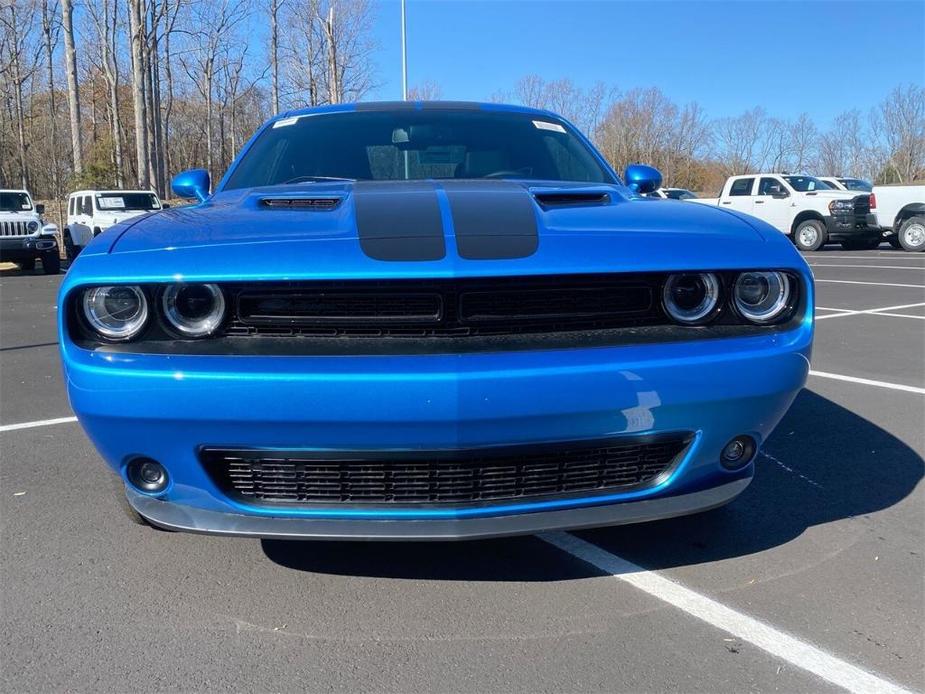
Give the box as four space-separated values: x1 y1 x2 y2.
839 178 873 192
223 109 614 190
0 192 33 212
95 192 161 211
783 176 830 192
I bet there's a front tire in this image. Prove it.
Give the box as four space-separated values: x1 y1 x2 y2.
794 219 827 251
63 230 78 260
41 250 61 274
898 216 925 252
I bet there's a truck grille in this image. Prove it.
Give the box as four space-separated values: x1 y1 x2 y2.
223 274 663 339
200 434 691 507
0 221 30 237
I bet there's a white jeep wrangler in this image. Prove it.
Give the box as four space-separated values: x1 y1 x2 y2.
0 189 60 274
64 189 164 258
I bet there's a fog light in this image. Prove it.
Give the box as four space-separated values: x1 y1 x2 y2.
126 458 169 493
721 436 756 470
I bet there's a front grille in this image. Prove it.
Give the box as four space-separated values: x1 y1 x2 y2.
224 275 663 339
200 434 691 507
0 221 30 237
853 195 871 215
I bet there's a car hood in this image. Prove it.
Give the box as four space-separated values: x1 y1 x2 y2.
76 180 805 282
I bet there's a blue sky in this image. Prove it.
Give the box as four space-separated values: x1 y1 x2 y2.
368 0 925 127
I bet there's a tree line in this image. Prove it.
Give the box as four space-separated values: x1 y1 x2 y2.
2 0 923 216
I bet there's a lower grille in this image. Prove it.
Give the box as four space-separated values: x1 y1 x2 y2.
201 434 691 507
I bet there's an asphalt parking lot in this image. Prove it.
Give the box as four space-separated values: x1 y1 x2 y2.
1 248 923 693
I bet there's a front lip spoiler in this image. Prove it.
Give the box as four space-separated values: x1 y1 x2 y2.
126 477 751 541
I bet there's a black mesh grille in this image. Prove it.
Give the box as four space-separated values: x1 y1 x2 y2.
224 275 663 339
852 195 871 215
200 435 691 507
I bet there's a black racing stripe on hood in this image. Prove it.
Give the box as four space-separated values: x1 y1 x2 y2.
353 181 446 261
443 180 539 260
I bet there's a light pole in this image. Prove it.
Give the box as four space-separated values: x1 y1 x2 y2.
401 0 408 101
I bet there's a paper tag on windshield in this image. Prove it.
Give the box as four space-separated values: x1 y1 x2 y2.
97 197 124 209
273 116 300 128
533 120 566 133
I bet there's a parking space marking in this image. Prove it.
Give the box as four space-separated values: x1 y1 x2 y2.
814 279 925 289
540 532 914 694
815 302 925 320
868 311 925 320
810 255 925 262
0 416 77 433
808 371 925 395
809 263 925 271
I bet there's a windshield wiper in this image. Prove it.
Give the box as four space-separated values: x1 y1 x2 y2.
282 176 356 185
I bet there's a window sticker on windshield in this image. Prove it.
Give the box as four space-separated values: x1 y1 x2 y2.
532 120 566 133
97 197 125 209
21 202 30 209
273 116 300 128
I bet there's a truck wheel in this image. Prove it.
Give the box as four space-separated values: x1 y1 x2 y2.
63 230 78 260
888 236 903 249
794 220 826 251
841 238 881 251
898 216 925 252
41 250 61 274
19 258 35 271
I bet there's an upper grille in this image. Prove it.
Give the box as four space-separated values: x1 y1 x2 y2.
0 221 30 237
201 434 691 507
224 275 663 339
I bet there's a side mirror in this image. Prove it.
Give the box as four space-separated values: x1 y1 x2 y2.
35 203 45 215
171 168 210 202
771 189 789 199
624 164 663 195
161 203 171 209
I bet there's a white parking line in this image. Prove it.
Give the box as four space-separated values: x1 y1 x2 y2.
540 532 914 694
809 263 925 271
811 254 925 262
815 302 925 320
869 312 925 320
0 416 77 433
809 370 925 395
814 279 925 289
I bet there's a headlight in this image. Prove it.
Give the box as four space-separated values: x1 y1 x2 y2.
27 221 38 232
828 199 853 214
662 273 721 324
82 286 149 340
161 283 225 336
733 272 792 323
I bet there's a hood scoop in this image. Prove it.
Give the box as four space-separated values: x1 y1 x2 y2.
533 191 611 209
259 195 343 210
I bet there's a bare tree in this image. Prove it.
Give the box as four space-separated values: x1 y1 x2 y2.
61 0 82 176
0 1 38 188
872 84 925 183
407 79 442 101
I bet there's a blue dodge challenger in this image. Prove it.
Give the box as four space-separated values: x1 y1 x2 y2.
58 102 813 540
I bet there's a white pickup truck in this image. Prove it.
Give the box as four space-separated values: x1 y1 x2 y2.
869 185 924 252
692 174 881 251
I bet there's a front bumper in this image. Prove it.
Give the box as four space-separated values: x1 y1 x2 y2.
0 235 58 260
825 213 880 242
64 309 812 539
127 477 752 540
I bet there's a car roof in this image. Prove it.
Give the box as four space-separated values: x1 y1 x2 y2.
69 189 158 196
279 100 564 122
